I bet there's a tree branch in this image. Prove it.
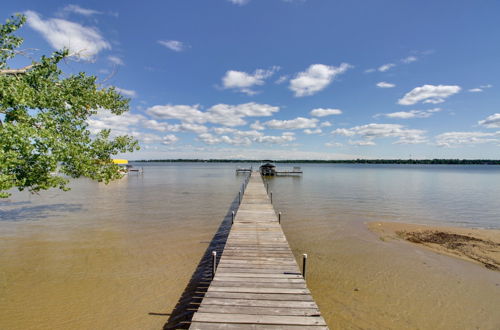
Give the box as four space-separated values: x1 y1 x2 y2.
0 64 34 75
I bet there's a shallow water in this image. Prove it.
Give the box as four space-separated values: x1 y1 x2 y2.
1 163 499 329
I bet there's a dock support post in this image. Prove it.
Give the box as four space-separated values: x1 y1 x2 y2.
270 191 273 204
266 182 269 193
302 253 308 280
212 251 217 279
231 211 235 224
278 211 281 224
239 191 241 204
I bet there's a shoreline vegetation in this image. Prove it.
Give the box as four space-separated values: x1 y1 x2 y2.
134 159 500 165
368 222 500 271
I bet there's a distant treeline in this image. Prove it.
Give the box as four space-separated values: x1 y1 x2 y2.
134 159 500 165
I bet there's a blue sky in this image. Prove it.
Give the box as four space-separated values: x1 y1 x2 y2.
3 0 500 159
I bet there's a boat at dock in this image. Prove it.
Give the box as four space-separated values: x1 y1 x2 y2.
112 159 144 174
235 161 302 176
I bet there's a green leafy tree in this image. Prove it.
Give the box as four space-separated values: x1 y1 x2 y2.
0 14 139 198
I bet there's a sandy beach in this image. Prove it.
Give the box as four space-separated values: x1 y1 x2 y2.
282 215 500 330
368 222 500 271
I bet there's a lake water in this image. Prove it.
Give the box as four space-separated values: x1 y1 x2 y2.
1 163 499 329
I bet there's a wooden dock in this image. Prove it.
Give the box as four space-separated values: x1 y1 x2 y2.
189 172 328 329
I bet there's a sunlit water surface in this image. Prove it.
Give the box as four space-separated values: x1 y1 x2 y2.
1 163 499 329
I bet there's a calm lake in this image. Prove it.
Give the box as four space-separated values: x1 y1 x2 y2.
1 163 499 329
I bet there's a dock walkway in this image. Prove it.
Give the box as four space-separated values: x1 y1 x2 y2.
190 172 328 329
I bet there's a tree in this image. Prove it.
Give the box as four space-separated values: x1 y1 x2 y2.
0 14 139 198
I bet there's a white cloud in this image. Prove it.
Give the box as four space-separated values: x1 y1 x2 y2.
255 132 295 144
304 128 322 134
310 108 342 117
143 120 209 134
378 63 395 72
401 56 417 63
320 121 332 127
325 141 342 147
377 108 441 119
147 104 205 123
227 0 306 6
376 81 396 88
227 0 250 5
162 134 179 145
208 103 279 126
364 68 376 73
142 119 170 132
398 84 461 105
158 40 187 52
478 113 500 128
469 84 492 93
131 145 363 161
114 87 137 98
167 123 209 134
234 130 264 138
221 67 279 95
87 110 204 145
435 131 500 147
349 140 376 146
86 111 183 146
197 133 223 145
264 117 318 130
250 120 265 130
25 10 110 58
127 131 162 144
108 55 124 66
147 102 279 127
213 127 237 135
289 63 351 97
275 75 289 84
197 131 295 146
332 123 427 145
87 110 145 136
61 4 101 16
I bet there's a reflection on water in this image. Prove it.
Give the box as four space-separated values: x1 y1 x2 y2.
0 203 82 221
0 163 245 330
1 163 499 329
269 163 500 228
268 163 500 329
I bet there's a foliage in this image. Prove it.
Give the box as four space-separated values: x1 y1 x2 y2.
0 14 139 198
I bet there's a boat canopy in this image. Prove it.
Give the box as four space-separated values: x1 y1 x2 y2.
112 159 128 165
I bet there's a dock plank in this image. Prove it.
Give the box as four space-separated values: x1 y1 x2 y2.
189 172 328 329
192 313 327 326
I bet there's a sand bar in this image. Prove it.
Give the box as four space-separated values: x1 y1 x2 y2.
368 221 500 271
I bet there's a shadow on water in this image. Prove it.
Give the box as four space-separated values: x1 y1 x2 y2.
161 177 248 329
0 203 82 221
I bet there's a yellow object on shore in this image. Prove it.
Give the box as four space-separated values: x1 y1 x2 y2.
112 159 128 165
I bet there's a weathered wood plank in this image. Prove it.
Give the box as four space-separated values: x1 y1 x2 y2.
197 305 321 316
214 273 302 279
212 277 304 283
208 287 310 294
203 292 314 301
216 268 301 274
198 298 318 308
189 172 328 329
190 322 328 329
209 281 307 289
192 313 327 326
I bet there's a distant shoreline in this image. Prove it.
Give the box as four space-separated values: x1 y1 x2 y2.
133 159 500 165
